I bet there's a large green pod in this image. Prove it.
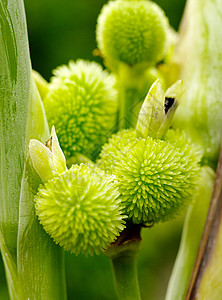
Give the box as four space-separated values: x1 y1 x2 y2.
172 0 222 166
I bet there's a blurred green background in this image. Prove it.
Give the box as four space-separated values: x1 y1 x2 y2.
0 0 186 299
24 0 185 80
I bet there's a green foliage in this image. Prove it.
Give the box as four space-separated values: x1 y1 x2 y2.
35 164 126 255
2 0 219 298
0 0 67 299
44 60 118 161
0 0 30 263
96 0 169 69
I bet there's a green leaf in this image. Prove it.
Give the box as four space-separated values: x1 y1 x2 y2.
0 0 31 262
136 80 184 139
17 81 67 299
0 0 67 298
136 80 165 138
0 231 23 300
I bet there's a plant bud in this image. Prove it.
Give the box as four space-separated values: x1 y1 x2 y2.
96 0 169 70
29 126 66 183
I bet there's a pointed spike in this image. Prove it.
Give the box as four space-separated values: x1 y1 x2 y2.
136 79 165 138
50 126 67 173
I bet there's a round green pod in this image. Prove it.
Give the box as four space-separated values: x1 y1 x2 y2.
35 164 125 255
97 129 139 171
98 129 201 224
96 0 169 69
44 60 118 161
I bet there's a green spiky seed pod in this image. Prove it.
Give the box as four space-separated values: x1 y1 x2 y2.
96 0 169 69
35 164 125 256
98 129 201 224
44 60 118 161
98 128 200 172
97 129 138 171
164 129 203 158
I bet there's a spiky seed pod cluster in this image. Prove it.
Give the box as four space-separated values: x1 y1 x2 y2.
96 0 169 69
98 129 201 224
35 164 126 256
44 60 118 161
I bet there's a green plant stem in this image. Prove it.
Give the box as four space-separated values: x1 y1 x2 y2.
105 225 142 300
165 166 215 300
119 86 140 130
111 252 141 300
118 63 146 130
185 146 222 299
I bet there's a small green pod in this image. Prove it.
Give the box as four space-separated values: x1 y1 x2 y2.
96 0 169 70
35 164 126 256
44 60 118 161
